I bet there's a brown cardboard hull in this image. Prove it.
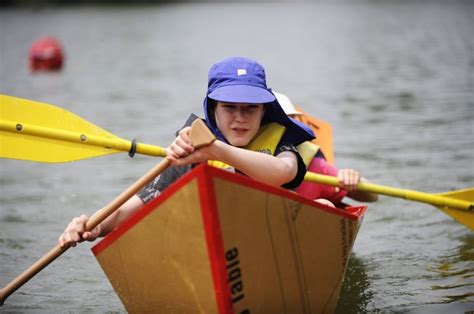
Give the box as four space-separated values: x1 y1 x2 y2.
92 164 366 313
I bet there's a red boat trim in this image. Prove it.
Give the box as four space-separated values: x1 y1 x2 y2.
91 166 199 256
197 166 233 314
92 164 366 255
200 165 365 221
345 205 367 221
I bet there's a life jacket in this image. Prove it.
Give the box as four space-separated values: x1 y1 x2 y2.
208 122 286 170
296 141 320 167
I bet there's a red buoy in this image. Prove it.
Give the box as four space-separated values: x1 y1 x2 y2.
29 37 64 72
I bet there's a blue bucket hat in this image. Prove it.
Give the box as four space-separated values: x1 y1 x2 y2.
203 57 315 145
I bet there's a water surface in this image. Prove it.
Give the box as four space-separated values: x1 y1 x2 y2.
1 1 473 312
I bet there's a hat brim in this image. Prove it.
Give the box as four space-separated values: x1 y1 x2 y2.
208 85 275 104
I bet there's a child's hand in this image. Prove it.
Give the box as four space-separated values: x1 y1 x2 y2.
166 127 195 162
335 168 360 193
58 215 101 248
166 126 219 166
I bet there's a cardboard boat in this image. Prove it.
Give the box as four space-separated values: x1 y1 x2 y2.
92 164 366 313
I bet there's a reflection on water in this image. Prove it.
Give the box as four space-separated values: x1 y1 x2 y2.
1 0 473 312
428 234 474 304
335 255 373 313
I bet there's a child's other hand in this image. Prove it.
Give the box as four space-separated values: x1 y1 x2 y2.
335 168 360 193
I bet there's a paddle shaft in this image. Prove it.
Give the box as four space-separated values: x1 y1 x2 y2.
0 118 216 305
0 158 170 305
305 172 473 211
0 119 166 158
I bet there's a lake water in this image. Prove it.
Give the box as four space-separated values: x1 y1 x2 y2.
0 1 473 312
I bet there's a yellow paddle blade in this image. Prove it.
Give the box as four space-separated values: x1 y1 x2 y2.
0 94 166 163
438 188 474 231
304 172 474 230
0 94 121 162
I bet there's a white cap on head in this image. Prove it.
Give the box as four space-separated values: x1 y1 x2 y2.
273 91 302 116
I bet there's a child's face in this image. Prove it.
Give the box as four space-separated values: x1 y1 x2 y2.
215 102 265 147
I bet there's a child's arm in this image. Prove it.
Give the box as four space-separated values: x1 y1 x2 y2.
209 141 299 187
167 127 299 187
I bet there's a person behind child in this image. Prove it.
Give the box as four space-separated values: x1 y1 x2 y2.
274 91 378 208
58 57 315 247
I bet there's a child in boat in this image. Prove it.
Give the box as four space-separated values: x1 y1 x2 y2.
59 57 315 247
274 91 378 208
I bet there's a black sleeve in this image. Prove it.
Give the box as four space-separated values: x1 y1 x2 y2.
175 114 201 136
315 149 325 159
136 165 193 204
138 113 201 204
275 143 307 190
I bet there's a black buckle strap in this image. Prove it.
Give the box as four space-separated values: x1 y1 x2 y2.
129 138 137 158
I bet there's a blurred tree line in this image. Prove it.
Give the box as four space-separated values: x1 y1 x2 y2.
1 0 191 5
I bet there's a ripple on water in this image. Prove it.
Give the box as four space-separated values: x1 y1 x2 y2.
1 195 44 206
421 117 451 126
0 213 28 223
367 117 385 125
425 235 474 304
458 175 474 184
0 237 32 250
430 262 474 278
368 104 388 113
452 153 473 162
397 92 417 111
